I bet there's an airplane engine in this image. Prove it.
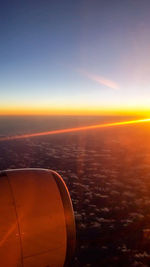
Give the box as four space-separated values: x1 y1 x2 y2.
0 169 76 267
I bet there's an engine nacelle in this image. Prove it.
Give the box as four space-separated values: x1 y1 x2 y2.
0 169 76 267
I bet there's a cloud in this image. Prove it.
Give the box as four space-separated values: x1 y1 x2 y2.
79 69 120 90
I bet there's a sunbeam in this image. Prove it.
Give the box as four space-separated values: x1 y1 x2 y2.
0 118 150 142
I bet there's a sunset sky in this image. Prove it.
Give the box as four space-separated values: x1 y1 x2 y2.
1 0 150 116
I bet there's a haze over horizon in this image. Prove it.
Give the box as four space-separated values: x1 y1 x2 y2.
1 0 150 116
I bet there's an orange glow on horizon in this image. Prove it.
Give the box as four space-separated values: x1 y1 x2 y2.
1 104 150 117
0 118 150 142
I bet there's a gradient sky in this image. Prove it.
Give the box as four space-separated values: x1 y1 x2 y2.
1 0 150 115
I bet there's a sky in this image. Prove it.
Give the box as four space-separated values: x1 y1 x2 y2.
1 0 150 116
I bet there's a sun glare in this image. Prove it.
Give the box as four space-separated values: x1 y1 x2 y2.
0 118 150 142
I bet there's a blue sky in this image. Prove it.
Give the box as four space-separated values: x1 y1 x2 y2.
1 0 150 114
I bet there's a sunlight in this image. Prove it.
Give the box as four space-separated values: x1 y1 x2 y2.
0 118 150 142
